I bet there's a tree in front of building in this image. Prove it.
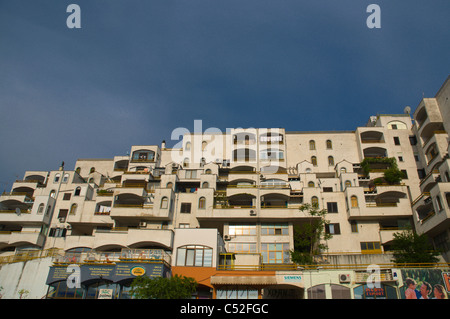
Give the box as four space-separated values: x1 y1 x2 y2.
391 229 440 264
130 275 198 299
290 203 332 265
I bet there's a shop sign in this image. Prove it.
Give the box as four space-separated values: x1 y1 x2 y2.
98 289 113 299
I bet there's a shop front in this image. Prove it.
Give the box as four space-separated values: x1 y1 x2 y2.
46 261 171 299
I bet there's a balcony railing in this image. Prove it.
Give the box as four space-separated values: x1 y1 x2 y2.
52 248 171 265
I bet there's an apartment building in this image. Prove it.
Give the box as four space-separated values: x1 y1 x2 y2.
0 76 449 299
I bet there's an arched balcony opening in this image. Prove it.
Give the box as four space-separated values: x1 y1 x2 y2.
360 131 384 143
95 201 112 215
415 106 428 128
11 186 34 198
233 132 256 145
227 194 256 208
363 147 387 158
131 149 155 163
261 193 289 208
233 148 256 163
374 191 407 206
114 160 129 171
114 193 145 207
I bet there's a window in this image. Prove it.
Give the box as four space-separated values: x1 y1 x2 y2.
160 197 168 209
37 203 45 215
185 170 197 179
180 203 191 214
417 169 426 179
345 180 352 188
74 187 81 196
54 174 60 183
351 195 359 208
261 243 290 263
205 169 212 174
323 187 333 192
436 196 443 211
185 142 191 150
229 224 256 236
69 204 77 215
216 286 258 299
50 190 56 198
328 156 334 166
311 196 319 207
409 135 417 145
331 285 351 299
309 140 316 150
198 197 206 209
393 137 400 145
166 182 173 188
89 167 95 174
45 205 52 216
325 223 341 235
179 223 190 228
398 156 404 162
327 202 338 213
351 221 358 233
311 156 317 166
132 150 155 162
308 285 326 299
63 193 71 200
49 228 67 238
261 223 289 235
228 242 257 253
62 173 69 183
401 170 408 179
58 209 68 222
326 140 332 149
202 182 209 188
308 181 315 187
176 245 213 267
360 242 381 253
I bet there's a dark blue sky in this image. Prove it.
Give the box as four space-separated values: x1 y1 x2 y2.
0 0 449 190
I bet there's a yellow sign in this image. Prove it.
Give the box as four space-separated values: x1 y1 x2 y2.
131 266 146 276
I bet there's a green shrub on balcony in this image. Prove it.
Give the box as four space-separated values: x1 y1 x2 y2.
361 157 403 185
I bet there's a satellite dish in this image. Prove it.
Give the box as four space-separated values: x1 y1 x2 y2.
404 106 411 114
15 208 21 216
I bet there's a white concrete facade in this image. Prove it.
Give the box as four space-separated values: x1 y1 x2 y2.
0 76 449 266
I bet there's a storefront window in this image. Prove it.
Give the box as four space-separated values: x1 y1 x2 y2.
85 281 118 299
353 284 398 299
216 286 258 299
47 280 83 299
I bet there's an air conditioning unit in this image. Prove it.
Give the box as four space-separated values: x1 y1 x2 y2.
66 225 72 230
250 210 256 216
224 235 231 241
339 274 351 283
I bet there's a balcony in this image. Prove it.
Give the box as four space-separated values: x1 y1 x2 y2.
348 198 412 220
64 228 174 251
8 230 45 247
53 248 171 266
360 130 385 144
